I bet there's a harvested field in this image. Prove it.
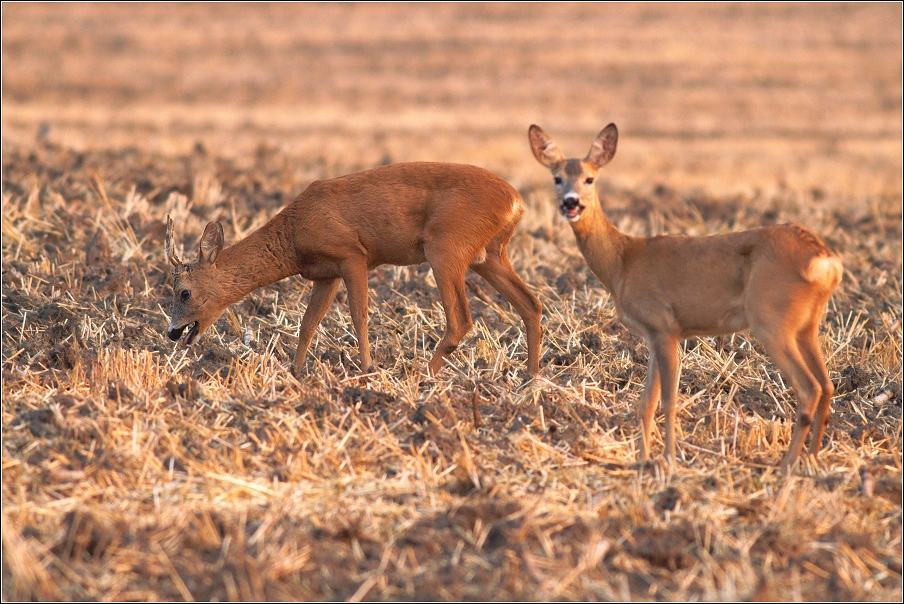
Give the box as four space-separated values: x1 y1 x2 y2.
2 3 902 601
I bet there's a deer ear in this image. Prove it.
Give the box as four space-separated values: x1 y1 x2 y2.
199 221 224 265
586 123 618 169
528 125 565 167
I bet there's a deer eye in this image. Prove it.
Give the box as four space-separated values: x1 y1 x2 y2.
585 177 594 185
554 176 563 185
180 289 191 302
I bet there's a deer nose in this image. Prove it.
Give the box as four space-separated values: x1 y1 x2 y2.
562 195 580 210
166 324 185 341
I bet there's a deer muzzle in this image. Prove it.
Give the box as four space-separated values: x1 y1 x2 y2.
560 194 584 221
167 321 199 345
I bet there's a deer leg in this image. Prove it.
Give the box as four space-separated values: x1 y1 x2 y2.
652 335 680 463
470 253 543 375
756 330 822 473
341 259 373 371
637 345 662 462
293 278 341 370
425 252 472 376
797 325 834 458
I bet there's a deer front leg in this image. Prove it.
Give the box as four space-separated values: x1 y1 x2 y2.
293 278 341 373
652 335 681 463
341 259 373 371
637 345 662 462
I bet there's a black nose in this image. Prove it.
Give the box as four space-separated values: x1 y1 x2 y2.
167 325 185 341
562 196 580 210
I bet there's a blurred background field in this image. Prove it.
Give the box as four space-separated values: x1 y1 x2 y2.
2 3 902 601
3 3 902 199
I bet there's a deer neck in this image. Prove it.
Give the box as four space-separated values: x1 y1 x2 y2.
214 217 299 304
569 203 628 293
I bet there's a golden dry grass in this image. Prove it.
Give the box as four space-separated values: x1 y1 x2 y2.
2 3 902 601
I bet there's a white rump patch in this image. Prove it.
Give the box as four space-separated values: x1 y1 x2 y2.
510 195 524 223
804 255 843 287
471 247 487 265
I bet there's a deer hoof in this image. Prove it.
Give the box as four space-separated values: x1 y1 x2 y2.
289 364 305 380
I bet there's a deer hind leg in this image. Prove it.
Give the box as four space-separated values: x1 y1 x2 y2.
651 335 681 463
636 345 662 462
425 248 473 376
341 259 373 371
469 249 543 375
755 326 823 473
294 278 341 371
797 322 834 458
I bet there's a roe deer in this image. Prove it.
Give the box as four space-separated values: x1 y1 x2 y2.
165 162 542 376
529 124 842 472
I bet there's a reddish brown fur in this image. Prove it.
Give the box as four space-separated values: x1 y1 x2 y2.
529 124 843 472
166 162 542 376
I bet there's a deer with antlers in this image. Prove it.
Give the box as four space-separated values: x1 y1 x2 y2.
529 124 842 472
164 162 542 377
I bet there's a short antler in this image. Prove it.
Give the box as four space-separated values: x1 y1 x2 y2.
165 215 183 267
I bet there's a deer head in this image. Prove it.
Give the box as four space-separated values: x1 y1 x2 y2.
528 123 618 223
165 216 227 345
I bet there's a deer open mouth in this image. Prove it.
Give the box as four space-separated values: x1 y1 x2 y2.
167 321 200 346
561 203 584 222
